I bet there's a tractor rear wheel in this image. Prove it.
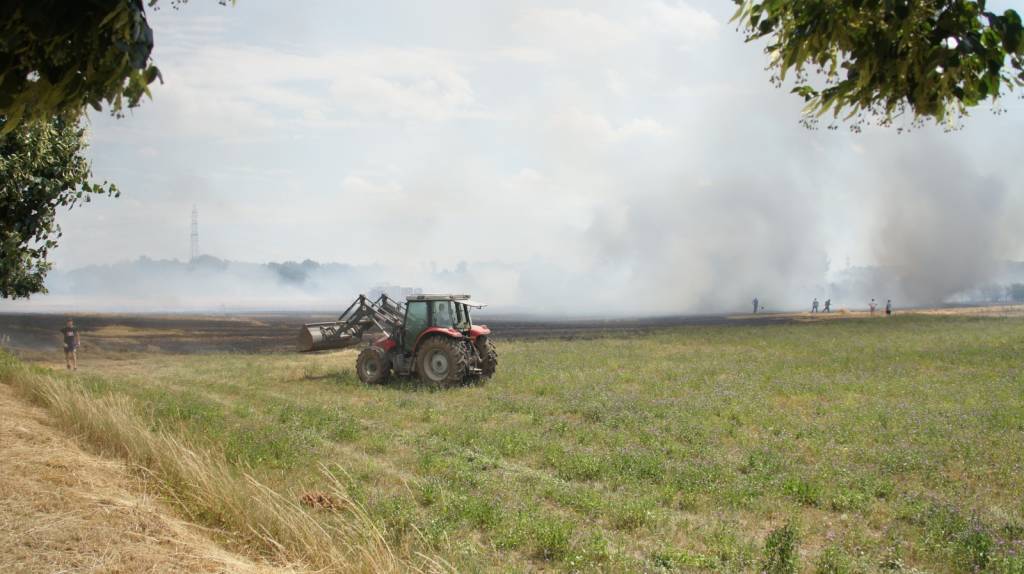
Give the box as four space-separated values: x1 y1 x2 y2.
478 337 498 378
416 336 469 385
357 346 391 384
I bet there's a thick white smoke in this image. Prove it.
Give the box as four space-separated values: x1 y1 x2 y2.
857 138 1024 306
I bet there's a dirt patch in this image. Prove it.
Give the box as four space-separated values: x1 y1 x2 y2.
0 383 291 574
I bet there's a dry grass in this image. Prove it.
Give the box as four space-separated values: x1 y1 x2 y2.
0 354 446 574
729 304 1024 323
0 383 287 574
911 304 1024 317
91 325 191 338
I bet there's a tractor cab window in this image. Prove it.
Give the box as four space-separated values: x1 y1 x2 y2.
431 300 455 328
404 301 429 351
454 303 470 329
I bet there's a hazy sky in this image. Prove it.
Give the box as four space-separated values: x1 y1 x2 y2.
35 0 1024 312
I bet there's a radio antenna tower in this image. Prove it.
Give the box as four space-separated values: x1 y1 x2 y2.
190 205 200 261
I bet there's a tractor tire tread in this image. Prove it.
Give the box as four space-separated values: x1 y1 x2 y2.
478 337 498 378
356 346 391 385
416 336 469 385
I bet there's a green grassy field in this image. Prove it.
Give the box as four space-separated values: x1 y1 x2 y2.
5 314 1024 572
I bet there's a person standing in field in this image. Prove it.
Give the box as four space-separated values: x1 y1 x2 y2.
823 298 831 313
811 298 819 313
752 297 759 314
60 319 80 370
885 299 893 316
869 298 877 315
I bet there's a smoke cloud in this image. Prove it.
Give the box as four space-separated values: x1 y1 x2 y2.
873 144 1017 304
576 177 829 314
5 1 1024 317
7 137 1024 316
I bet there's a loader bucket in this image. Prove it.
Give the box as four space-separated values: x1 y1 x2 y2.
296 294 404 353
297 323 359 352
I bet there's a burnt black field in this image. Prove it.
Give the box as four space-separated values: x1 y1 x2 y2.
0 311 798 355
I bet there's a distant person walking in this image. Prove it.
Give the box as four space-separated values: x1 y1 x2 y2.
60 319 80 370
823 298 831 313
811 298 819 313
752 297 759 314
885 299 893 316
869 298 877 315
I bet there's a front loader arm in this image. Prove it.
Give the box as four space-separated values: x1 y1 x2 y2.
297 294 405 352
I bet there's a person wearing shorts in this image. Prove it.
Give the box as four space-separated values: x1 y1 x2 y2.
60 319 80 370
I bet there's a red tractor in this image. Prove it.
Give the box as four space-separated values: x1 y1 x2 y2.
298 294 497 385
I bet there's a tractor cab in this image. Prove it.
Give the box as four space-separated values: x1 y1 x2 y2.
401 294 485 351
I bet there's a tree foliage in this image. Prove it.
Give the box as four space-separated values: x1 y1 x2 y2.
0 115 118 299
0 0 166 134
733 0 1024 127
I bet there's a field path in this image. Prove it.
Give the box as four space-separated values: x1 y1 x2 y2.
0 383 292 574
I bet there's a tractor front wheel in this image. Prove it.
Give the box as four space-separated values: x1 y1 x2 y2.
416 336 469 385
356 346 391 384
